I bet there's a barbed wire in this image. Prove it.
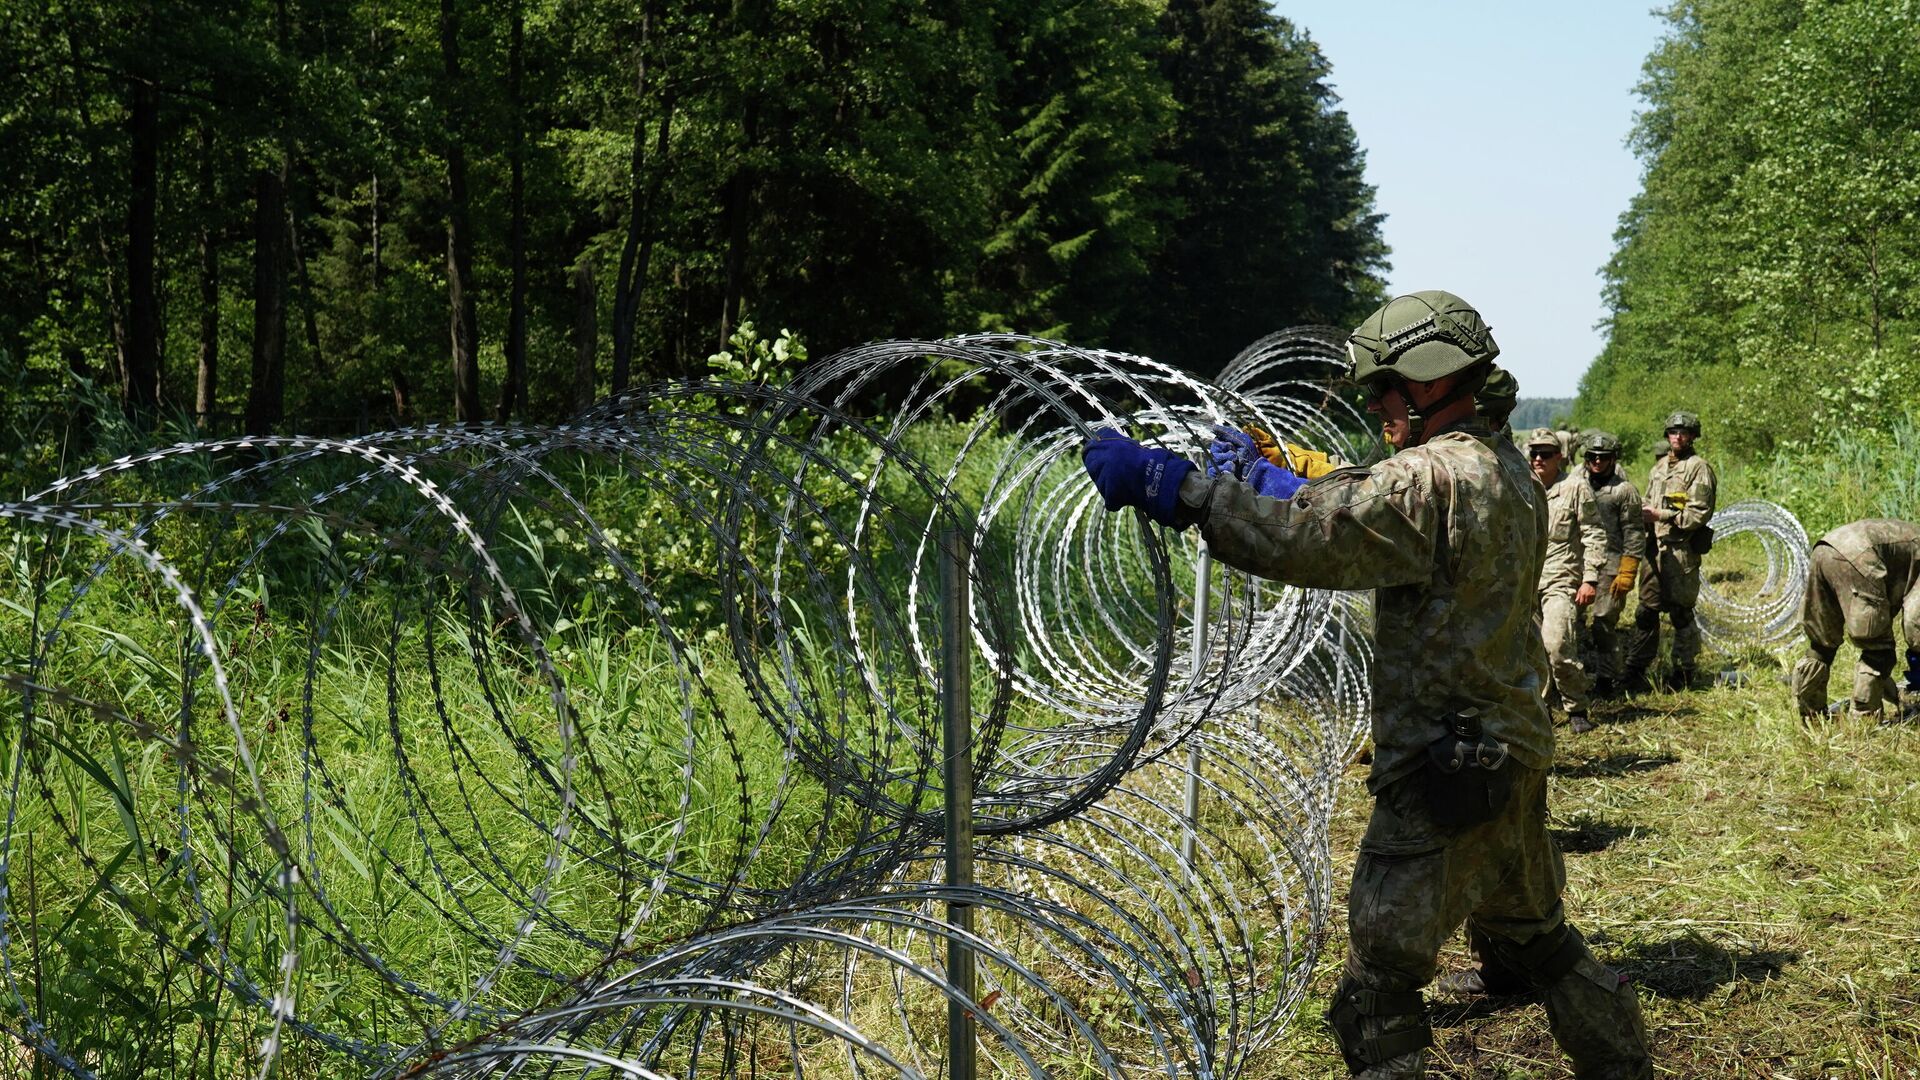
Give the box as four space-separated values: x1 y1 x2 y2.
1696 499 1810 653
0 333 1372 1078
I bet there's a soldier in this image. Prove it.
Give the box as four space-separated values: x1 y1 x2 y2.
1789 519 1920 720
1525 428 1608 733
1081 290 1650 1078
1580 431 1647 698
1625 410 1716 692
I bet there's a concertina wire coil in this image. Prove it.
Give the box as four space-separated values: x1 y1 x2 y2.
0 329 1396 1078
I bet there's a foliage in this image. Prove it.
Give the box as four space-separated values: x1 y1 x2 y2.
0 0 1386 456
1582 0 1920 456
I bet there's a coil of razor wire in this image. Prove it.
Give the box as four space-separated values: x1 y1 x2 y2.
1696 499 1810 652
0 332 1374 1078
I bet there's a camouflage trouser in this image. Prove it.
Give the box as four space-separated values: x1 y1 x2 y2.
1587 564 1628 681
1627 541 1701 674
1540 591 1590 712
1331 766 1651 1078
1789 543 1920 714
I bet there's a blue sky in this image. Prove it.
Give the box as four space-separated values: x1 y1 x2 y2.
1278 3 1671 397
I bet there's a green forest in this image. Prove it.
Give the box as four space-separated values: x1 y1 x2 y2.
1578 0 1920 463
1 0 1387 471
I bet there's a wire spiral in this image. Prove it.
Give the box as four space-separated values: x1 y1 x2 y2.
1 334 1373 1078
1696 499 1810 653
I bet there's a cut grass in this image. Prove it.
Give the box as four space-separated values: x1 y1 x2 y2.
1262 674 1920 1078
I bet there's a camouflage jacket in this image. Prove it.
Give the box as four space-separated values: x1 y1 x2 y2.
1587 470 1647 572
1816 519 1920 599
1177 423 1553 792
1540 471 1607 595
1645 449 1716 544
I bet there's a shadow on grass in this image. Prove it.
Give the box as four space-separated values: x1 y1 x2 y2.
1550 812 1653 853
1551 751 1678 779
1616 932 1798 1000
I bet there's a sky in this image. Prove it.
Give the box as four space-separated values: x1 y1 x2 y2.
1278 3 1671 398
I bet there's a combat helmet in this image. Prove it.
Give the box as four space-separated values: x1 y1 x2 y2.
1664 410 1701 436
1347 290 1500 443
1583 430 1622 457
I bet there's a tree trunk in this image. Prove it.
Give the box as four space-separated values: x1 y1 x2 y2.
499 0 528 419
610 10 653 395
290 209 325 377
573 257 597 412
124 74 162 418
195 124 219 429
442 0 482 421
718 99 758 355
244 163 288 436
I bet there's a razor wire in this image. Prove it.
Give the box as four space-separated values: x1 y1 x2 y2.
0 333 1373 1079
1696 499 1810 653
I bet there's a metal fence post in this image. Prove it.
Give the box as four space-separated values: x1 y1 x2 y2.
940 528 976 1080
1183 540 1213 878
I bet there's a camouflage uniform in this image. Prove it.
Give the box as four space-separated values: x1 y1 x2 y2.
1627 431 1716 683
1177 421 1650 1078
1531 431 1608 717
1584 444 1647 684
1789 519 1920 716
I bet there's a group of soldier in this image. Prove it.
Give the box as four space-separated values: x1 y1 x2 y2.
1520 411 1716 734
1078 287 1919 1077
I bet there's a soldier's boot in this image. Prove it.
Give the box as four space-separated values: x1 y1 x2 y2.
1659 667 1695 692
1591 676 1618 701
1487 925 1652 1080
1569 711 1597 734
1327 977 1430 1078
1542 960 1653 1079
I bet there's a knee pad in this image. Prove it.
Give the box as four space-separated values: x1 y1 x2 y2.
1811 642 1839 665
1325 977 1430 1075
1481 923 1584 992
1634 607 1660 631
1670 606 1696 631
1861 646 1897 677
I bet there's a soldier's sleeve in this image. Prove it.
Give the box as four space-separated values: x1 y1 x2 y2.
1177 457 1436 590
1576 482 1607 583
1670 459 1717 531
1620 480 1649 560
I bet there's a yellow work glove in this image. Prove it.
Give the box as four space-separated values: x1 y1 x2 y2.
1610 555 1639 601
1249 426 1341 478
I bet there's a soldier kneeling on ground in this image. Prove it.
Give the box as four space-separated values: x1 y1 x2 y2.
1789 519 1920 722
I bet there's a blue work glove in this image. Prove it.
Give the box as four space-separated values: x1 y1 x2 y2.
1207 424 1257 479
1245 457 1305 501
1081 428 1196 528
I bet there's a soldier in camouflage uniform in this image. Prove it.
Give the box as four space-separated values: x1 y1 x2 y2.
1081 291 1651 1078
1625 411 1716 692
1525 428 1608 732
1789 519 1920 719
1579 432 1647 698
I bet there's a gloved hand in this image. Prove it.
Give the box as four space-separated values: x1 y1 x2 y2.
1248 426 1342 478
1610 555 1639 601
1207 424 1257 479
1082 428 1196 527
1245 457 1305 501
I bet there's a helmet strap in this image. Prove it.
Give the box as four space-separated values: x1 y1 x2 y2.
1401 367 1487 447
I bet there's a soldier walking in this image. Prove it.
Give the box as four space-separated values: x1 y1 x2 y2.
1625 411 1716 692
1525 428 1608 732
1789 519 1920 720
1579 432 1646 698
1080 290 1651 1078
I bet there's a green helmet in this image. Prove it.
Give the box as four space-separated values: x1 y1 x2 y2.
1346 290 1501 386
1664 410 1701 435
1583 430 1622 456
1475 363 1519 425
